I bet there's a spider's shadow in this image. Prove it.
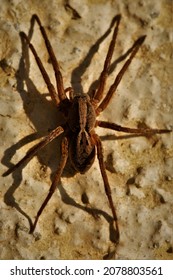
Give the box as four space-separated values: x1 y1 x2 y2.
2 13 137 242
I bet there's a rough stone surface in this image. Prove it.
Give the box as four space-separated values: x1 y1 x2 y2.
0 0 173 259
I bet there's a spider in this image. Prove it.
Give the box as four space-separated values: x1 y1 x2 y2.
3 14 170 243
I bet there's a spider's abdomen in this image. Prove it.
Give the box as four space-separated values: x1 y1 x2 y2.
69 132 95 174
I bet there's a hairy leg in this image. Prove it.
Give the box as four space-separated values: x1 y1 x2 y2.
94 133 119 243
30 136 68 233
32 14 67 101
3 126 64 177
96 35 146 115
96 120 171 134
92 14 121 104
20 31 60 105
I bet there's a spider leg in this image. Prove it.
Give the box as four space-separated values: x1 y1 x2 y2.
32 14 67 101
93 133 119 243
92 14 121 104
2 126 64 177
20 31 60 106
96 35 146 115
96 120 171 134
30 136 68 233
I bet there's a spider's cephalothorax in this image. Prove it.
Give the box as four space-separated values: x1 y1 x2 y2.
68 95 96 173
3 14 170 242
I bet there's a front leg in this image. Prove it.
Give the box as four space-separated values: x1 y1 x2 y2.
95 36 146 115
32 15 67 101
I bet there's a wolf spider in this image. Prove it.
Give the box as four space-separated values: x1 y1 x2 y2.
3 14 170 242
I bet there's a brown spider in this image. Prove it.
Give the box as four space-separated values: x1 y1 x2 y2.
3 14 170 243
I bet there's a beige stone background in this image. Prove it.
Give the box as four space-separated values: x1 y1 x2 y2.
0 0 173 259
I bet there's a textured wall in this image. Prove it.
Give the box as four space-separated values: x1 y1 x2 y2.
0 0 173 259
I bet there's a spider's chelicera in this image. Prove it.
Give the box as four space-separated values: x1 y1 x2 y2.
3 14 170 243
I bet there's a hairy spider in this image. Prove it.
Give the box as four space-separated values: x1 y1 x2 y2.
3 14 170 243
